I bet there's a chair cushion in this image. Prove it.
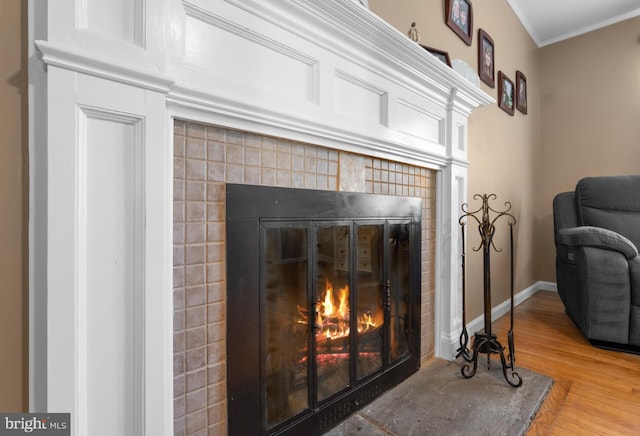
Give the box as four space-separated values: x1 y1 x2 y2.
575 176 640 249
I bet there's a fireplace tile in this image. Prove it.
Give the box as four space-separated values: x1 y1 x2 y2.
185 408 207 434
184 265 205 287
206 126 226 143
174 134 185 157
206 342 224 366
174 396 185 417
262 149 277 169
206 243 223 263
206 183 225 201
186 139 206 160
206 283 224 304
292 154 304 171
246 133 262 148
186 159 206 181
226 143 244 164
206 382 225 405
226 163 243 183
245 147 261 166
185 223 205 244
292 171 304 188
186 123 206 140
174 288 184 310
244 166 260 184
207 363 225 384
185 286 206 308
185 202 205 223
262 136 277 150
175 120 186 136
206 303 224 323
174 157 185 179
261 168 277 185
207 405 224 431
185 306 206 329
186 388 207 414
226 130 244 146
206 223 223 244
185 347 206 372
174 322 185 341
185 181 205 201
206 323 224 343
206 142 225 162
185 245 205 265
174 180 185 201
206 162 225 182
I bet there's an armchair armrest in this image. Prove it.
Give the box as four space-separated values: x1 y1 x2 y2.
557 226 638 259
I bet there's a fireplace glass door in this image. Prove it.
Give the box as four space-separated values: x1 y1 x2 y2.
226 184 421 436
261 219 411 431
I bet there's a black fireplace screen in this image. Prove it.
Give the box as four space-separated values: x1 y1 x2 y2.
227 184 421 435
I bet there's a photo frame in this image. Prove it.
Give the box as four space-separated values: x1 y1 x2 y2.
516 70 527 114
498 71 515 116
445 0 473 46
421 44 451 67
477 29 495 88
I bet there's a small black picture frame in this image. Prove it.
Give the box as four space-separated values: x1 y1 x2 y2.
516 70 528 114
445 0 473 46
498 71 515 116
421 44 452 67
478 29 495 88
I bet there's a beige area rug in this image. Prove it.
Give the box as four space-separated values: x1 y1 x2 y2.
325 358 553 436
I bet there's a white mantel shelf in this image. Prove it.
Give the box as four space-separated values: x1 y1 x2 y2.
30 1 493 435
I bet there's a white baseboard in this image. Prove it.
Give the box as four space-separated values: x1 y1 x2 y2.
464 281 557 337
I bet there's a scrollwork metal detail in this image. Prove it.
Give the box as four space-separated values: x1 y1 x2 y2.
457 194 521 387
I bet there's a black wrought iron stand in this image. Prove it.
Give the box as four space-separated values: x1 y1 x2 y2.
455 194 522 387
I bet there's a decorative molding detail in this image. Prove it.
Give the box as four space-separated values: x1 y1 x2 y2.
183 1 320 104
76 106 146 436
76 0 146 48
168 84 453 171
397 98 445 145
334 69 388 126
35 40 173 93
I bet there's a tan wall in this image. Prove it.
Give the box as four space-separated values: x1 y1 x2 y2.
536 16 640 281
369 0 540 319
0 0 28 411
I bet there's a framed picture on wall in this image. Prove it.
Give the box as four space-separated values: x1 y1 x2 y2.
445 0 473 46
478 29 495 87
421 44 452 67
498 71 515 116
516 71 528 114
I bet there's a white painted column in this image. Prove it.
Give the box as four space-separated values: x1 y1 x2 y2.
44 66 173 436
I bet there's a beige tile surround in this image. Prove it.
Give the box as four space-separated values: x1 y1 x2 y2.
173 120 436 435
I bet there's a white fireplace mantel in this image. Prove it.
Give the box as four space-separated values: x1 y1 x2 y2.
30 0 493 434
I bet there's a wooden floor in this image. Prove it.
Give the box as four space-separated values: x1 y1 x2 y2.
491 290 640 435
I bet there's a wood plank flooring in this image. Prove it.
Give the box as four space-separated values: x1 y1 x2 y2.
490 290 640 435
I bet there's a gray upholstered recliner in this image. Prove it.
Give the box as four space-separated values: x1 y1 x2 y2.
553 175 640 352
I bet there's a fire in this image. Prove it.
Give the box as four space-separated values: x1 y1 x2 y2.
317 278 350 340
296 277 382 350
358 312 376 333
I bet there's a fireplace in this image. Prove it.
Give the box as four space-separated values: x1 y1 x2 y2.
226 184 421 435
34 1 493 433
